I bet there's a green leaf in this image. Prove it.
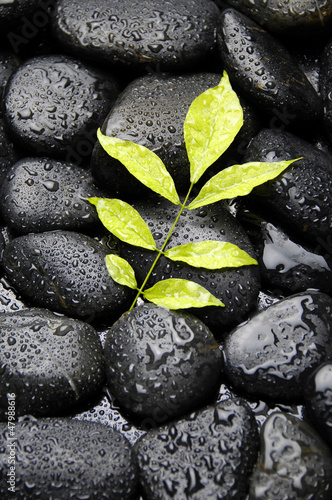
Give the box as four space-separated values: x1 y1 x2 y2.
188 159 300 210
88 197 157 250
97 129 181 205
143 279 224 309
184 71 243 184
165 241 258 268
105 254 138 289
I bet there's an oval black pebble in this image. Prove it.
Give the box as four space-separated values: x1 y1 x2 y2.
91 72 222 197
0 157 105 234
249 412 332 499
0 418 139 499
224 0 332 36
135 398 259 499
104 304 222 425
0 0 40 32
217 8 322 125
4 54 119 159
0 308 104 418
304 363 332 447
223 291 332 401
2 230 134 320
0 119 20 184
319 39 332 145
244 128 332 243
120 197 260 334
52 0 220 70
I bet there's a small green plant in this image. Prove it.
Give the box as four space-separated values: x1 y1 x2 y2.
89 71 299 311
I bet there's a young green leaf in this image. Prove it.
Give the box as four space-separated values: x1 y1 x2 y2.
187 159 300 210
105 254 138 289
184 71 243 184
88 197 157 250
164 240 258 268
143 278 224 309
97 129 181 205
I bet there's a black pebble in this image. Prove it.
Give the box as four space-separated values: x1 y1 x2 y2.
135 398 259 499
217 8 322 126
249 412 332 499
0 0 40 33
4 54 119 159
304 363 332 447
0 157 105 234
0 418 139 499
2 230 134 320
104 304 222 425
52 0 220 70
0 307 104 418
223 291 332 401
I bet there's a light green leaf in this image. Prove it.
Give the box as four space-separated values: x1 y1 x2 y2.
88 197 157 250
143 278 224 309
188 159 300 210
184 71 243 184
165 241 258 268
97 129 181 205
105 254 138 289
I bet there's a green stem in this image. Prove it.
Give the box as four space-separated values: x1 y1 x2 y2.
129 183 195 309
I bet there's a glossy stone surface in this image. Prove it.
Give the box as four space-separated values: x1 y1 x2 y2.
0 308 104 418
2 230 134 320
0 157 104 234
52 0 220 70
0 418 139 499
249 412 332 499
4 54 118 158
223 291 332 401
135 398 259 499
217 9 322 125
104 304 222 424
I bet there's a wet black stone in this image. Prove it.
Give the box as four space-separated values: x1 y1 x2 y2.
223 291 332 401
52 0 220 71
319 39 332 145
91 72 222 197
0 157 105 234
0 308 104 419
249 412 332 499
120 197 261 335
0 0 40 33
217 9 322 125
104 304 222 424
135 398 259 499
223 0 332 36
0 50 19 98
304 363 332 447
237 213 332 295
244 128 332 244
0 119 20 184
0 276 26 314
1 230 134 320
0 418 139 499
3 54 119 159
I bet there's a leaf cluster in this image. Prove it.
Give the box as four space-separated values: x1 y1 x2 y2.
89 71 299 310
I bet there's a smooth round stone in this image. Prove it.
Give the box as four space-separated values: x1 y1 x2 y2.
0 308 104 418
223 291 332 401
91 73 222 197
0 50 19 98
104 304 222 425
0 0 40 32
52 0 220 70
249 412 332 499
0 119 20 184
320 39 332 144
304 363 332 447
119 197 261 334
217 9 322 125
4 54 119 158
135 398 259 499
0 276 25 314
2 230 134 321
244 128 332 243
0 157 105 234
0 418 139 499
223 0 332 36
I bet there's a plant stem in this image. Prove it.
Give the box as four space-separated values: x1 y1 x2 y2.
129 182 195 309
